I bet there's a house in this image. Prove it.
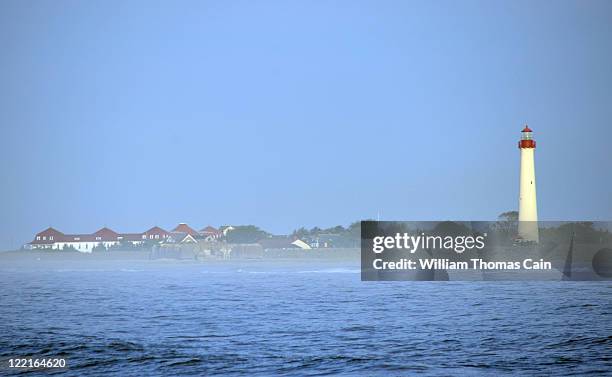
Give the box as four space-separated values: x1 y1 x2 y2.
172 223 199 236
25 223 315 253
199 225 222 241
28 227 66 250
257 236 311 250
307 233 358 248
142 226 170 241
26 227 133 252
26 225 171 253
219 225 235 236
164 232 198 244
119 233 147 244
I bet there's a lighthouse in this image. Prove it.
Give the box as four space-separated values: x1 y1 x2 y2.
517 125 539 243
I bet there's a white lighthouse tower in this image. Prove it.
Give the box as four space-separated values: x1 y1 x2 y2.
517 125 539 243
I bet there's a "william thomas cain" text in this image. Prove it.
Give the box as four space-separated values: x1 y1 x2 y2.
373 258 552 270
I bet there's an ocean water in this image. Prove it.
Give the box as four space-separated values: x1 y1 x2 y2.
0 261 610 376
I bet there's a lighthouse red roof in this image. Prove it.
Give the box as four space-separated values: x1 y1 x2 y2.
522 125 533 132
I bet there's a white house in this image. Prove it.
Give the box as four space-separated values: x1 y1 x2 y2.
26 226 169 253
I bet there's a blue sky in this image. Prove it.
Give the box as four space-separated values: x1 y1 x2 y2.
1 0 611 249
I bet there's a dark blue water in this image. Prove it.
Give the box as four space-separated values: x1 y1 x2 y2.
0 261 610 376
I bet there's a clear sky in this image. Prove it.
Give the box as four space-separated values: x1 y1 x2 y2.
1 0 611 249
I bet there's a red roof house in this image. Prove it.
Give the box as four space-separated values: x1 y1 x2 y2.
143 226 170 240
172 223 199 236
30 227 65 245
93 227 119 241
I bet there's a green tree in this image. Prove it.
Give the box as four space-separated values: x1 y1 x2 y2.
498 211 518 223
323 225 346 234
92 243 107 252
492 211 519 245
348 221 362 240
292 227 310 239
309 227 322 236
226 225 270 243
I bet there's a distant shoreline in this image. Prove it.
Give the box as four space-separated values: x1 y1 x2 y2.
0 248 360 263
